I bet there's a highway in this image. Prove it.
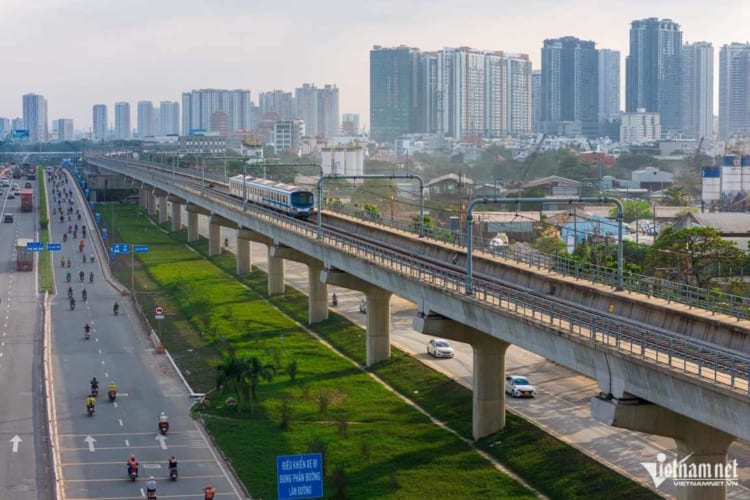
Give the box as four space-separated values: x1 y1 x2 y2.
47 171 243 500
0 180 51 499
194 217 750 499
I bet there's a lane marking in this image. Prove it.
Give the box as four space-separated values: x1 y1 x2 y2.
59 431 199 437
125 439 129 447
61 458 215 466
84 435 96 452
9 435 21 453
155 435 167 450
60 444 201 451
113 402 118 408
118 419 123 427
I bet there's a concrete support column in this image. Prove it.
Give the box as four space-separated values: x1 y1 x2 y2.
157 193 168 224
307 261 328 324
171 202 182 232
187 211 199 242
147 190 157 216
413 313 508 440
267 248 285 295
138 189 148 210
236 237 251 275
365 288 392 365
592 396 735 500
208 218 221 256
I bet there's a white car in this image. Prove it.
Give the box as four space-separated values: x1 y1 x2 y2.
505 375 536 398
426 339 455 358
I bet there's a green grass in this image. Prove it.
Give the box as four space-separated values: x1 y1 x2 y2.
38 169 53 292
104 204 657 500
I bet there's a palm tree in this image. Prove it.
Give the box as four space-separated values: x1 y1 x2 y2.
216 355 245 410
243 357 274 412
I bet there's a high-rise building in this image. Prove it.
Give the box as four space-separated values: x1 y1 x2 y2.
621 108 661 143
531 70 542 132
92 104 108 141
272 119 304 154
416 51 438 135
598 49 620 121
258 90 293 122
114 102 131 140
483 51 532 137
11 118 24 132
370 45 419 142
159 101 180 136
294 84 319 137
317 85 339 140
626 18 683 135
0 118 10 138
342 113 360 135
682 42 713 141
23 94 48 143
719 43 750 138
541 37 599 138
137 101 154 138
55 119 74 141
181 89 251 135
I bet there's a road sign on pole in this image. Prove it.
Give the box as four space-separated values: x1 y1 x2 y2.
277 453 323 500
154 306 164 320
134 244 150 253
47 243 62 251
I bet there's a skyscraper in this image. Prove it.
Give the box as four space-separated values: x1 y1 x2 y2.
370 45 419 142
23 93 48 143
159 101 180 135
598 49 620 121
137 101 154 138
416 51 438 135
682 42 713 141
92 104 108 141
114 102 131 140
55 119 74 141
258 90 294 121
626 18 683 135
541 37 599 138
181 89 251 135
294 84 319 137
719 43 750 138
342 113 360 135
317 85 340 140
531 70 542 132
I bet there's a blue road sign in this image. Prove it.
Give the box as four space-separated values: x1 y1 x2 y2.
26 241 43 252
134 244 149 253
102 227 108 241
277 453 323 500
109 243 130 257
47 243 62 251
95 212 101 225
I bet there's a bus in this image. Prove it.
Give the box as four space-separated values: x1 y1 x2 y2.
15 238 34 271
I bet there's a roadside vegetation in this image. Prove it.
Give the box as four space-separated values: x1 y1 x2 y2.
104 203 658 500
38 167 53 292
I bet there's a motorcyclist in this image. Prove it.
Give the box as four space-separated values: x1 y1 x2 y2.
85 394 96 412
81 289 87 301
90 376 98 393
113 302 119 315
127 454 139 476
146 476 157 496
89 271 94 283
82 254 87 263
79 271 85 282
332 292 338 307
158 411 169 433
69 297 76 310
168 455 178 478
60 256 65 267
67 286 73 299
159 412 169 424
204 484 216 500
108 381 117 397
63 233 67 242
66 272 71 282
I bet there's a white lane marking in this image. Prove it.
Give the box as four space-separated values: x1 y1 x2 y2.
155 435 168 450
0 352 3 358
95 338 99 343
104 372 108 378
140 488 145 497
84 435 96 452
118 419 123 427
125 439 130 447
98 349 102 354
1 341 4 347
101 361 105 365
113 402 118 408
10 435 22 453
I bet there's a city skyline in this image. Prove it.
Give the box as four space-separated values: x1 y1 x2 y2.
0 1 747 130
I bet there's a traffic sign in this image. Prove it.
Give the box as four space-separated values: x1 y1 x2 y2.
134 244 150 253
47 243 62 251
26 241 43 252
277 453 323 500
154 306 164 320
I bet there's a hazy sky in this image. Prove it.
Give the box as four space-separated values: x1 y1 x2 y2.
1 0 748 132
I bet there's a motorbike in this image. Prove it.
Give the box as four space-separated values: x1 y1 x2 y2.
70 299 76 311
86 403 95 416
60 257 66 268
82 290 87 302
84 330 90 340
159 421 169 435
91 386 98 397
108 389 117 402
113 304 119 316
63 233 67 242
169 466 178 481
147 489 157 500
67 260 71 268
89 272 94 283
66 273 71 283
79 271 85 282
67 288 73 299
128 464 139 481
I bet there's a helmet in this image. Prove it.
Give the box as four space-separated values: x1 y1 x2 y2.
130 454 136 460
150 476 154 480
160 411 166 416
170 456 175 460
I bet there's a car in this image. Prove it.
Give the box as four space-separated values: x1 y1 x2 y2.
7 193 15 200
427 338 455 358
505 375 536 398
11 183 19 189
24 182 32 188
3 214 13 223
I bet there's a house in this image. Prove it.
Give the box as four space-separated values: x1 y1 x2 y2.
671 212 750 250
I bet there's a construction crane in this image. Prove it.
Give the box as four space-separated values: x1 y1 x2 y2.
518 133 547 183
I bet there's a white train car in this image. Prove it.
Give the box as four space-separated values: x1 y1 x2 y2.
228 175 315 218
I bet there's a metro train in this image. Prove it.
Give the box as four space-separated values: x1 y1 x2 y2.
228 175 315 218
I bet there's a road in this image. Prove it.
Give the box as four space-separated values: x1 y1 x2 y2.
48 173 243 500
193 217 749 500
0 180 51 499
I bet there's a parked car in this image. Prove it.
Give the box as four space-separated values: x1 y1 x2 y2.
7 193 15 199
3 214 13 223
505 375 536 398
427 338 455 358
24 182 32 188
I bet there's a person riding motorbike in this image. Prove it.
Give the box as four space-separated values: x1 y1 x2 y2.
90 376 98 395
66 272 71 283
85 394 96 414
69 297 76 310
79 271 85 282
107 381 117 401
84 323 91 339
127 455 139 479
81 289 87 302
146 476 157 497
113 302 119 315
332 292 338 307
158 411 169 434
168 456 178 480
67 287 73 299
204 484 216 500
60 256 66 268
63 233 67 243
89 272 94 283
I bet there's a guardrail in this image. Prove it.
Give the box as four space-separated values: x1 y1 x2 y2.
88 158 750 396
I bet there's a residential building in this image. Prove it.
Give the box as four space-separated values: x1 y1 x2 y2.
0 118 11 138
137 101 154 138
114 102 131 140
598 49 620 121
55 118 74 141
416 51 438 135
317 84 339 140
370 45 419 142
22 93 48 143
719 43 750 138
11 118 24 132
341 113 360 135
294 84 319 137
272 119 304 154
258 90 293 121
620 108 661 143
682 42 713 141
92 104 108 141
484 51 533 137
626 18 683 135
181 89 252 135
159 101 179 135
541 37 599 138
532 70 542 132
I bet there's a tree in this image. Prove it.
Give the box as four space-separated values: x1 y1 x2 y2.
557 152 592 180
610 200 653 223
244 356 274 406
216 354 274 413
647 226 748 287
662 186 689 207
534 225 565 254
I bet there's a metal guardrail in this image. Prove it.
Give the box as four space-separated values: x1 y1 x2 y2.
88 158 750 396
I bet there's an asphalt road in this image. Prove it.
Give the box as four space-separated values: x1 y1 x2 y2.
48 174 243 500
0 181 50 499
192 216 750 500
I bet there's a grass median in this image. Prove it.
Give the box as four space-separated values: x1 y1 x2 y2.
38 168 53 292
104 205 536 499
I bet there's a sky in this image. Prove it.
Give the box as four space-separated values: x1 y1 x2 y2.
1 0 748 132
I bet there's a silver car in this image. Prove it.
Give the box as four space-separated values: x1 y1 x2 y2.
427 339 455 358
505 375 537 398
